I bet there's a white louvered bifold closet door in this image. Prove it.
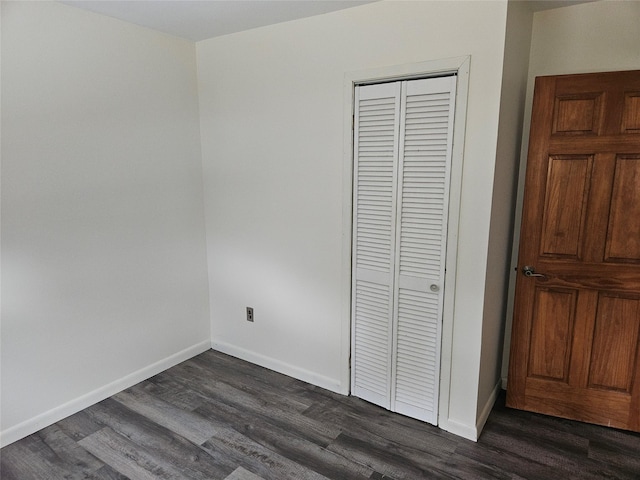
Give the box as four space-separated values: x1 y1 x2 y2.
351 82 401 409
352 75 456 425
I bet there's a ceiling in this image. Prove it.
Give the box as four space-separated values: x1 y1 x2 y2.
60 0 378 42
60 0 598 43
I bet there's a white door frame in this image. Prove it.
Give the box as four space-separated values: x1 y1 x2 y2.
340 56 470 428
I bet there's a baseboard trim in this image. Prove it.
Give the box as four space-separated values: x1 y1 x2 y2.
439 417 478 442
476 380 502 438
438 380 502 443
211 340 345 395
0 340 211 447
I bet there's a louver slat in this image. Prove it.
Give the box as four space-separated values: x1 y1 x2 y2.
354 91 396 272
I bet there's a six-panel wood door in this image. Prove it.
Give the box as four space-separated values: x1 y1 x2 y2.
507 70 640 432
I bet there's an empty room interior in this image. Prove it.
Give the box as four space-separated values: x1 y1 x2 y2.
2 0 640 478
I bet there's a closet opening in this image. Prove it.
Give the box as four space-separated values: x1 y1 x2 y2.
350 74 457 425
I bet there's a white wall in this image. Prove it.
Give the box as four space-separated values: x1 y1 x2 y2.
477 0 534 428
197 0 508 439
502 0 640 384
1 1 210 446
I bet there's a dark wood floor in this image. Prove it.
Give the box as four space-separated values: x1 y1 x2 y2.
2 350 639 479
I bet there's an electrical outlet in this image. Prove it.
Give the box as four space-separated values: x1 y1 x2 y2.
246 307 254 322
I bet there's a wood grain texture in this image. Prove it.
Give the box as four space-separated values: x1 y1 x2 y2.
2 349 639 479
79 427 188 480
605 155 640 262
622 93 640 133
225 467 266 480
528 288 576 380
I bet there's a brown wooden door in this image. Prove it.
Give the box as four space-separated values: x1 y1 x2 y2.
507 70 640 432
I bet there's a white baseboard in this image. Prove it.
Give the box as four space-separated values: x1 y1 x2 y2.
439 417 478 442
0 340 211 448
438 380 502 443
211 340 346 395
476 380 502 438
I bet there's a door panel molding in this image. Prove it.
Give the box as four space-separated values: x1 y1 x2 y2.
527 287 578 382
539 155 593 259
605 155 640 263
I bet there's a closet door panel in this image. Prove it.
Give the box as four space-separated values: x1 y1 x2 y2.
393 76 456 424
351 83 401 408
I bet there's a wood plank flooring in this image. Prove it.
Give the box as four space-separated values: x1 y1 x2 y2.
2 349 639 479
